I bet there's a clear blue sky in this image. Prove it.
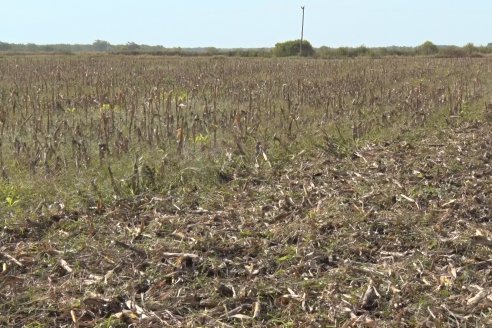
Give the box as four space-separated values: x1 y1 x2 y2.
1 0 491 48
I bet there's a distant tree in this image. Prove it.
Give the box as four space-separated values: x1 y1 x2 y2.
204 47 219 55
417 41 439 55
477 45 492 54
463 42 477 55
273 40 314 57
354 45 369 57
26 43 39 52
40 45 55 52
438 46 466 58
0 41 11 51
93 40 111 52
336 47 351 57
126 42 140 51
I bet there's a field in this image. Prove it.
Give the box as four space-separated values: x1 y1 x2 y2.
0 54 491 327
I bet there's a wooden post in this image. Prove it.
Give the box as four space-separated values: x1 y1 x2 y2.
300 6 305 56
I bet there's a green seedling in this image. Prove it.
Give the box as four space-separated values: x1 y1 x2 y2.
6 196 19 207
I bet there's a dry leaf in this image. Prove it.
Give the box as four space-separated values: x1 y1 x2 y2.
253 298 261 318
231 314 252 320
467 289 488 306
59 259 73 273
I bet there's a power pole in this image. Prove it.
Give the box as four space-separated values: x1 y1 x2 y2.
300 6 305 56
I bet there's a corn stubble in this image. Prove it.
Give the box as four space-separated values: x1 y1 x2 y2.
0 55 491 327
0 56 487 179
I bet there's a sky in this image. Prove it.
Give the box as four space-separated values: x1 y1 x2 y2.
1 0 491 48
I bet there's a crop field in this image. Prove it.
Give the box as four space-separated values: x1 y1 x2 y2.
0 54 491 327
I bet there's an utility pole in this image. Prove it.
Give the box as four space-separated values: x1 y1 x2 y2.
300 6 305 56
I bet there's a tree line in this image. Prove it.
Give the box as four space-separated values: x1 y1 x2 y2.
1 39 491 58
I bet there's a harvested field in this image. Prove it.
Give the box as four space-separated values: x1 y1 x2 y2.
0 55 491 327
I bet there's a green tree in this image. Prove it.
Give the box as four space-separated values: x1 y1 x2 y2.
0 41 12 51
353 45 369 57
26 43 39 52
417 41 439 55
125 42 140 51
463 42 477 55
273 40 314 57
204 47 219 55
438 46 466 58
336 47 350 57
93 40 111 52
